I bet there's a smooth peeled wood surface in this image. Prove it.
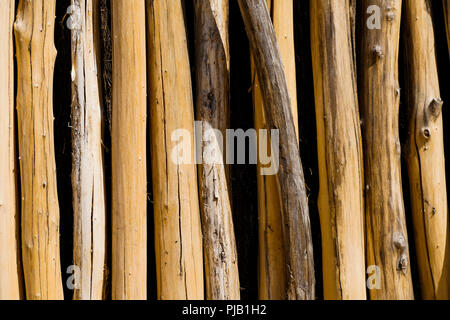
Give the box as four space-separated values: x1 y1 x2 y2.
194 0 240 300
71 0 107 300
111 0 147 300
253 0 298 300
14 0 63 300
360 0 414 300
238 0 315 300
404 0 450 300
0 0 21 301
147 0 204 300
310 0 366 300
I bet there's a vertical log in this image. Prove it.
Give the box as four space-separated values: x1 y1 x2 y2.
0 0 21 300
71 0 107 300
404 0 450 300
193 0 240 300
238 0 315 300
253 0 298 300
310 0 366 300
111 0 147 300
360 0 414 300
14 0 63 300
147 0 204 300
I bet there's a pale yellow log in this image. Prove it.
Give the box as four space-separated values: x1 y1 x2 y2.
360 0 414 300
254 0 298 300
14 0 63 300
111 0 147 300
71 0 107 300
310 0 366 300
0 0 21 301
404 0 450 300
147 0 204 300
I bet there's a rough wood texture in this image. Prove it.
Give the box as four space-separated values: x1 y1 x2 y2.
360 0 414 300
253 0 298 300
0 0 21 300
14 0 63 300
238 0 315 300
404 0 450 300
310 0 366 300
147 0 204 300
194 0 240 300
111 0 147 300
71 0 106 300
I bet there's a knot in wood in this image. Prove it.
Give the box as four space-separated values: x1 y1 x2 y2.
372 45 384 60
428 98 443 120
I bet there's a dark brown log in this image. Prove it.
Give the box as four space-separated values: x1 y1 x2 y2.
237 0 315 300
194 0 240 300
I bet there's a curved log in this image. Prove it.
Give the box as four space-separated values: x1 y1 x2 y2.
194 0 240 300
238 0 315 300
253 0 298 300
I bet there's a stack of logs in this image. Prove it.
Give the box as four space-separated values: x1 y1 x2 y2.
0 0 450 300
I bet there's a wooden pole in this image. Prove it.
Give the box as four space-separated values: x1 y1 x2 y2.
0 0 21 301
193 0 240 300
147 0 204 300
360 0 414 300
404 0 450 300
310 0 366 300
14 0 63 300
252 0 298 300
238 0 315 300
111 0 147 300
71 0 107 300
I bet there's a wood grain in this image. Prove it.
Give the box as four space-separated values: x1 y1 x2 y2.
0 0 21 301
360 0 414 300
404 0 450 300
71 0 107 300
194 0 240 300
147 0 204 300
111 0 147 300
238 0 315 300
253 0 298 300
14 0 63 300
310 0 366 300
